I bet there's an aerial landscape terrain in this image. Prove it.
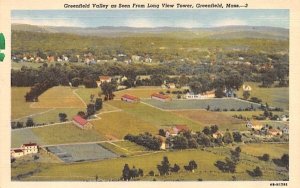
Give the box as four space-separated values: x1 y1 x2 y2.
10 14 289 181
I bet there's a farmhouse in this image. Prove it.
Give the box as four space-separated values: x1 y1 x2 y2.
11 142 39 158
202 90 216 98
165 125 189 138
121 94 140 103
96 76 112 86
185 92 202 99
268 128 283 136
212 131 224 139
11 149 25 158
21 143 39 155
72 115 93 130
151 93 172 102
246 121 264 130
242 84 252 91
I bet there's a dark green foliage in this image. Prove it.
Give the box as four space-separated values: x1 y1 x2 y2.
157 156 171 175
124 133 162 150
233 132 242 142
26 118 35 127
86 103 96 117
94 98 103 111
58 113 67 122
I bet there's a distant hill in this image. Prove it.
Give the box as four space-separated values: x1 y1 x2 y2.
12 24 289 40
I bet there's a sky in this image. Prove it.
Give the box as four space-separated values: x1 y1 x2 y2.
11 10 289 28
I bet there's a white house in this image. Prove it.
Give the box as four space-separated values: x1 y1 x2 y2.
242 84 252 92
21 143 39 155
282 127 289 134
11 149 25 158
185 92 202 99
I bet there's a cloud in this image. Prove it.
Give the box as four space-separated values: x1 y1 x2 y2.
213 19 247 27
11 18 83 27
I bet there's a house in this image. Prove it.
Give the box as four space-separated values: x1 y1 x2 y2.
185 92 202 99
121 94 140 103
168 83 176 89
151 93 172 102
97 76 112 86
201 90 215 98
21 143 38 155
242 84 252 92
268 128 282 136
165 125 189 138
246 121 264 130
11 149 25 158
212 131 224 139
72 115 93 130
280 115 289 121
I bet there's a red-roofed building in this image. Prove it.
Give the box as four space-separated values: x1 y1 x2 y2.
72 115 93 130
151 93 172 102
97 76 112 86
11 149 24 158
121 94 140 103
165 125 189 138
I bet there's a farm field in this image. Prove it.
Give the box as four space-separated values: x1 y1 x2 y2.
12 144 288 181
11 87 49 120
240 143 288 159
171 110 247 131
100 141 150 156
11 129 43 148
143 98 261 110
31 86 86 108
105 100 205 131
12 123 105 146
236 82 289 111
114 86 182 99
46 143 118 163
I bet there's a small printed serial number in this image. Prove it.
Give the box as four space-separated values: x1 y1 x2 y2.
270 183 288 186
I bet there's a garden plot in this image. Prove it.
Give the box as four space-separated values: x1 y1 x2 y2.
46 143 119 163
143 98 261 110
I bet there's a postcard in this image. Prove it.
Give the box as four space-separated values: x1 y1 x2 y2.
0 0 300 187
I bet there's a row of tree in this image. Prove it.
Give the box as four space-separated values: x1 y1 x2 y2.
124 133 162 150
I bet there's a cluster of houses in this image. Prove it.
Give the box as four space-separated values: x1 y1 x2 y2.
11 143 39 159
246 120 289 136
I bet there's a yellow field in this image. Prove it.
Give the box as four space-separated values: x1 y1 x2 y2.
31 86 86 108
240 143 288 159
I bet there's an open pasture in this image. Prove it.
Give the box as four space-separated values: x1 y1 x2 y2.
31 86 86 108
143 98 261 110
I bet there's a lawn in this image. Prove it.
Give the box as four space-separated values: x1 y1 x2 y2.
13 144 288 181
31 86 86 108
171 110 247 131
143 98 261 110
29 123 105 145
106 100 205 131
236 82 289 111
11 87 48 120
100 141 149 156
240 143 288 159
11 129 43 148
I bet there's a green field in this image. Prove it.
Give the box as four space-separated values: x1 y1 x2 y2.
11 144 288 181
114 87 182 99
143 98 261 110
236 82 289 111
12 123 105 146
100 141 149 156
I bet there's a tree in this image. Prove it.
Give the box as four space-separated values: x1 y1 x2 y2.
260 154 270 161
157 156 171 175
281 154 289 169
243 91 250 100
222 131 233 144
94 98 103 111
188 138 198 148
159 129 166 137
138 168 144 177
210 125 219 134
171 163 180 173
86 103 96 117
172 135 188 149
101 82 117 100
130 166 138 178
253 166 263 177
233 132 242 142
215 87 224 98
196 132 211 147
77 111 86 119
122 164 131 181
71 77 81 87
58 113 67 122
188 160 198 172
202 126 210 135
26 118 35 127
